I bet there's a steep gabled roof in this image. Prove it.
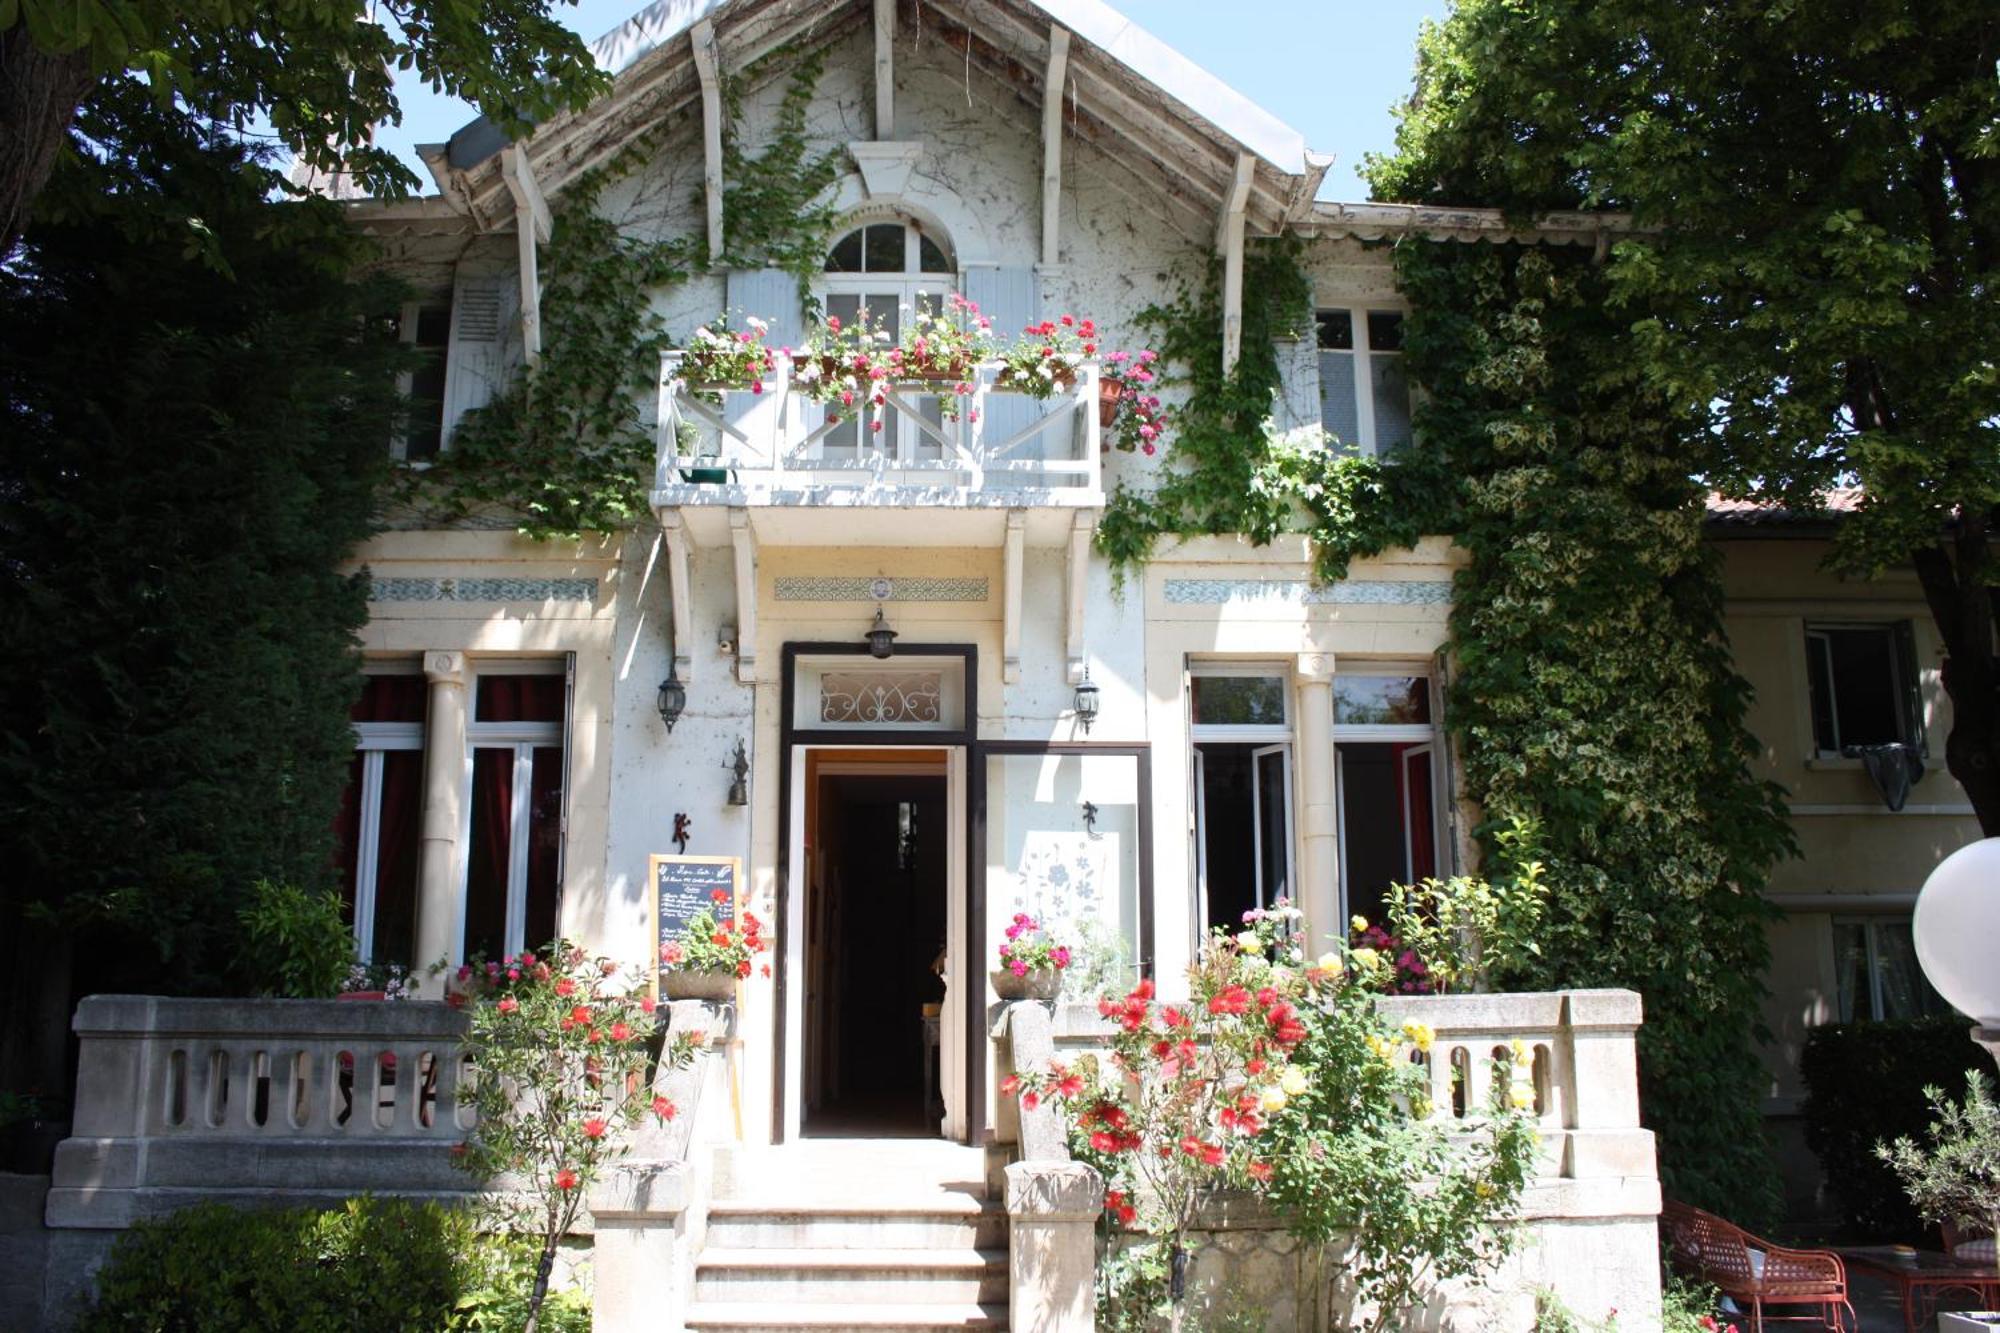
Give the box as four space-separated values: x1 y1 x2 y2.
418 0 1329 240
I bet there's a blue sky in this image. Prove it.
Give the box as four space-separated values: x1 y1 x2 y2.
371 1 1449 202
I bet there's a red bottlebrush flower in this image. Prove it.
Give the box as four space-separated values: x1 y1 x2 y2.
571 1005 593 1025
1248 1160 1274 1183
497 996 519 1014
1054 1070 1084 1099
1255 987 1278 1008
1105 1189 1125 1211
1000 1075 1021 1097
1131 978 1155 1001
1246 1058 1267 1075
1179 1135 1204 1159
652 1095 677 1121
1162 1006 1190 1029
586 1029 603 1044
555 1169 579 1191
1089 1130 1120 1153
609 1021 633 1042
555 979 577 997
1208 986 1250 1016
760 963 771 978
1116 1201 1137 1225
1021 1090 1040 1112
583 1117 609 1140
1097 997 1118 1019
640 997 657 1014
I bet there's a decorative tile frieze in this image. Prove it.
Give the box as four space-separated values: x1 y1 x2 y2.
773 576 990 603
1162 578 1453 606
370 577 599 603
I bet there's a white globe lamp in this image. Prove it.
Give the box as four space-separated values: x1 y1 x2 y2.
1912 836 2000 1070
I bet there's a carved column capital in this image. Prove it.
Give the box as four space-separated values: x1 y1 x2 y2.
1295 651 1334 683
424 651 467 686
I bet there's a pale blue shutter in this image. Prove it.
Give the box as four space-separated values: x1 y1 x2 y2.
962 266 1046 485
725 269 806 352
442 272 519 447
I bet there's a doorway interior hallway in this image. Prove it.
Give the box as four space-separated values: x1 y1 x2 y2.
802 749 949 1138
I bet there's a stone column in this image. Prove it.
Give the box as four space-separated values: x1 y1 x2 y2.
1293 653 1338 949
415 651 468 991
590 1161 695 1333
1004 1160 1103 1333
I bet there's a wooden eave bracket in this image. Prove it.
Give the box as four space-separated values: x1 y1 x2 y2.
1284 151 1335 224
500 147 552 364
1040 25 1072 268
730 509 758 685
1216 153 1254 375
661 509 695 682
692 19 726 263
1002 510 1026 685
1066 510 1094 685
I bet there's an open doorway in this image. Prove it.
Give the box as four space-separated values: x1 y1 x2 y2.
803 749 949 1137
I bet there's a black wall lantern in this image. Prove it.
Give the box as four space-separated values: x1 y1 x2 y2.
865 605 899 659
1073 666 1100 734
656 663 687 733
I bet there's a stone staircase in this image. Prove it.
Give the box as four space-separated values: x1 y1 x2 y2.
687 1138 1010 1332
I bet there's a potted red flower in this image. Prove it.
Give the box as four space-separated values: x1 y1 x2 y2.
659 889 771 1000
992 913 1072 1001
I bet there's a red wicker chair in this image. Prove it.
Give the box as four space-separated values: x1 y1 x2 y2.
1661 1199 1856 1333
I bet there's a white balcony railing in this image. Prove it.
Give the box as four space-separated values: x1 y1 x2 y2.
652 351 1104 502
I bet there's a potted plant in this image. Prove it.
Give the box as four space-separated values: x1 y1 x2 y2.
1100 348 1168 453
679 314 777 397
659 888 771 1000
996 314 1096 399
336 960 419 1002
1878 1070 2000 1259
992 912 1071 1001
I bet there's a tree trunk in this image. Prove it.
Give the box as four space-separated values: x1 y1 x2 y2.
1912 524 2000 835
522 1235 558 1333
0 26 95 260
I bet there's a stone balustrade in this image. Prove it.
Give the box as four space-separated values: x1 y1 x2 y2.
47 995 475 1229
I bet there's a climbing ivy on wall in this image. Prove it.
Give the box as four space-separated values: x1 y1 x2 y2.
1101 235 1794 1216
408 53 842 538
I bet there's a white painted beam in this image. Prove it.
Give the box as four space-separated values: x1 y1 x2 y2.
730 508 758 685
661 510 695 682
873 0 895 140
1040 26 1071 268
691 19 725 263
1065 511 1093 684
1284 150 1335 223
499 147 552 366
1217 153 1253 375
1002 510 1026 685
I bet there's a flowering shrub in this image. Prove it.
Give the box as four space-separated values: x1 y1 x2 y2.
339 959 419 1000
1102 349 1168 455
996 913 1073 977
1385 817 1548 994
1006 898 1539 1332
659 889 771 979
681 314 777 397
997 314 1096 399
453 941 700 1333
1349 916 1435 995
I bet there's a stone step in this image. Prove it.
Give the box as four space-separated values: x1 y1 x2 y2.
706 1198 1007 1251
684 1300 1007 1332
693 1247 1009 1306
712 1139 998 1202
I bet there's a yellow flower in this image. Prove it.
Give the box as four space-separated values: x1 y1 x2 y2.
1259 1085 1290 1113
1350 914 1369 933
1475 1181 1496 1199
1281 1065 1311 1097
1402 1021 1435 1053
1315 951 1344 974
1508 1082 1535 1111
1366 1034 1396 1062
1510 1038 1528 1061
1236 931 1265 954
1351 947 1381 971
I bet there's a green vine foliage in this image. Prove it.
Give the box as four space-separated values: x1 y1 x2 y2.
409 54 841 539
1102 233 1793 1215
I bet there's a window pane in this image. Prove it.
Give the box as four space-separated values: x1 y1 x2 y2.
353 674 427 723
917 232 952 274
1256 748 1291 909
1319 350 1358 447
476 673 564 722
1403 748 1436 882
864 223 904 273
822 293 862 457
333 752 365 927
1366 311 1405 352
1371 353 1412 452
1806 632 1838 753
826 228 865 272
1826 627 1902 749
370 749 424 966
524 746 564 954
407 307 450 461
1316 310 1353 350
1338 742 1411 933
1192 675 1287 726
1334 676 1431 726
1872 921 1951 1020
986 752 1143 995
464 748 514 961
1198 747 1255 931
1832 920 1868 1023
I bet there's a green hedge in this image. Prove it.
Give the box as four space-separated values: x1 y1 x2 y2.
1799 1017 1987 1239
74 1197 591 1332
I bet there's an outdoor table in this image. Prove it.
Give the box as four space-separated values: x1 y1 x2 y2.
1835 1246 2000 1333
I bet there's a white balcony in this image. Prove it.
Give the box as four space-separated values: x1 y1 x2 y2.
650 351 1104 545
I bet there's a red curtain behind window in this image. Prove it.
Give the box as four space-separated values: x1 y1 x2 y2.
464 748 514 961
370 750 423 964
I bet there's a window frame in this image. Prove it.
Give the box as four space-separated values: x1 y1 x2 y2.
1831 913 1949 1023
461 657 573 961
1315 304 1412 457
346 665 426 963
1803 620 1922 758
1188 663 1296 939
815 220 958 464
1331 664 1447 923
389 298 450 465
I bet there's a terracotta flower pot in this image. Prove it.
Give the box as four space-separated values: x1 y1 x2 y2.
661 969 738 1002
991 967 1062 1002
336 990 387 1002
1098 376 1122 428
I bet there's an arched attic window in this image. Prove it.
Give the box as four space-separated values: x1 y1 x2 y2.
818 219 957 461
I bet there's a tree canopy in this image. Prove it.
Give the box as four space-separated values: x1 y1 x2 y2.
0 0 606 254
1370 0 2000 829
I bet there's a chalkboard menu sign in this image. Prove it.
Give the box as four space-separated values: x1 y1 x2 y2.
649 854 740 976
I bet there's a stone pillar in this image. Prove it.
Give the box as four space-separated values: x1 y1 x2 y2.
1004 1160 1103 1333
1293 653 1338 949
415 651 468 991
590 1161 695 1333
